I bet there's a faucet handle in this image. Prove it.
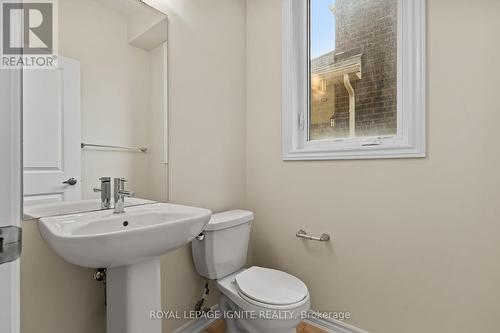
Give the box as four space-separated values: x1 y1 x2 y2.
114 177 128 192
120 178 128 188
94 177 111 192
94 177 112 210
118 190 135 198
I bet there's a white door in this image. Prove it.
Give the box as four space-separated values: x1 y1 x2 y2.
0 68 22 333
23 56 82 207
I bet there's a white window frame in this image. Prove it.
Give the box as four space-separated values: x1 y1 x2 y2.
282 0 426 160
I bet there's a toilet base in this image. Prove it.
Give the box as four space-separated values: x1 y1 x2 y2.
219 294 300 333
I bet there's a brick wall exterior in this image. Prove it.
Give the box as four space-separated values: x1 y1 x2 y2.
310 0 398 140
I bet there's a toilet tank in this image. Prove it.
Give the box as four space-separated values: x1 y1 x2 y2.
192 210 253 279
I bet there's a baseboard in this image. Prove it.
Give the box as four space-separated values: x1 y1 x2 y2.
171 305 221 333
303 310 371 333
170 306 370 333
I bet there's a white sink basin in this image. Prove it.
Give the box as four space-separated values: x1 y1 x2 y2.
38 202 211 333
39 202 211 268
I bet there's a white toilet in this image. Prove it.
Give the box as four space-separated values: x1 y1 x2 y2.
192 210 310 333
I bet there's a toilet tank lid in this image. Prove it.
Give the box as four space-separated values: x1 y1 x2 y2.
205 210 254 231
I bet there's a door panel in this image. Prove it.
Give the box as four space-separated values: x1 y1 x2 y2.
23 193 63 206
23 70 63 169
23 56 82 207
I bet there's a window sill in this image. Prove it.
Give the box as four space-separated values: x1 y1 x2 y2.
283 136 426 161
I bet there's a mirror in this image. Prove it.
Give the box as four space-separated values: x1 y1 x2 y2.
22 0 168 220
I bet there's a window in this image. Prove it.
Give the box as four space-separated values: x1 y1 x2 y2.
283 0 425 160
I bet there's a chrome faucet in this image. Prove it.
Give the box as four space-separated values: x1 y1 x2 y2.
113 178 135 214
93 177 111 209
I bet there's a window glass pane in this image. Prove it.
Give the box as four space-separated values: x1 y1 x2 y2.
309 0 398 140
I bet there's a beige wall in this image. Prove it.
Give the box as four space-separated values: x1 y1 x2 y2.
246 1 500 333
157 0 247 331
21 222 106 333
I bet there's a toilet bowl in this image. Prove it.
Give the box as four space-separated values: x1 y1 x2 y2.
217 267 310 333
192 211 311 333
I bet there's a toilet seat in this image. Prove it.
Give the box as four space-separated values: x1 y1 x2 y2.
235 266 309 309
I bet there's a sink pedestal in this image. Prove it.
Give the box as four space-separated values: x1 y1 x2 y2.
107 257 161 333
38 202 212 333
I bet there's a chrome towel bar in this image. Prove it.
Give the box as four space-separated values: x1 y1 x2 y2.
296 229 331 242
81 142 148 153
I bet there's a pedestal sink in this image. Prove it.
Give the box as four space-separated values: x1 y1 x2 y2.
38 203 212 333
